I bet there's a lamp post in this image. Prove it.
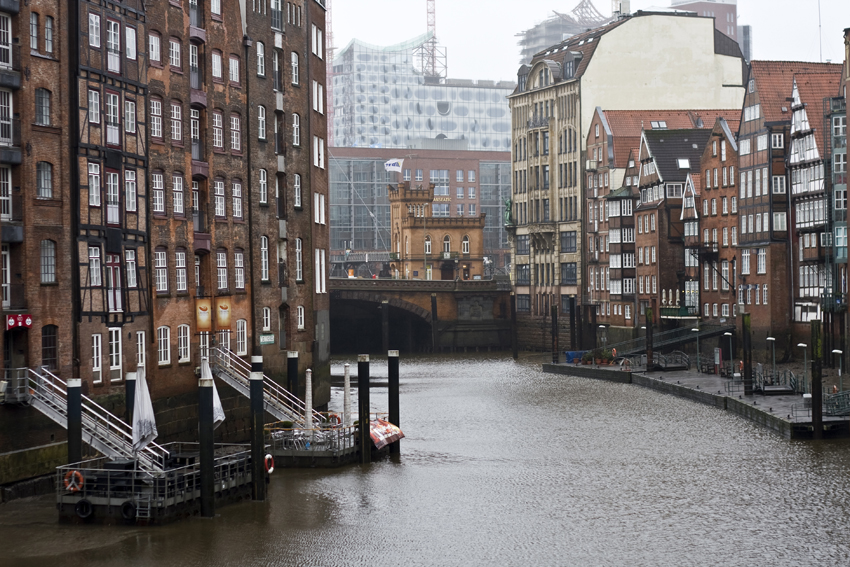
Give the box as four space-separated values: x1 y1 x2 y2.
724 331 733 376
797 343 808 394
692 326 700 373
766 336 776 381
599 324 607 354
833 349 843 392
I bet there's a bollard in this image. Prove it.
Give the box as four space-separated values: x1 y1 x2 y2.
287 351 298 395
357 354 371 464
125 372 137 425
199 372 215 517
812 320 823 440
343 363 351 427
388 350 400 455
743 313 753 396
249 353 265 501
67 378 82 465
305 369 313 434
382 299 389 353
510 292 518 360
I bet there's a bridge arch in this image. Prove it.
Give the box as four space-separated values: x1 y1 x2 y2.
332 290 432 323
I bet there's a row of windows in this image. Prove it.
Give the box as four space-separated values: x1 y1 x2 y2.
153 242 271 294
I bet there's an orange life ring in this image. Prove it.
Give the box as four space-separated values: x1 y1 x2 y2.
739 360 744 372
64 470 84 492
264 454 274 474
612 348 617 357
328 413 341 425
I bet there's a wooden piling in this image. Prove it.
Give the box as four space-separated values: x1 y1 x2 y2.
198 375 215 517
67 378 82 465
743 313 753 396
812 320 823 440
430 294 438 353
250 353 265 501
382 299 389 353
357 355 371 464
510 292 518 360
125 372 136 426
287 351 298 395
551 305 559 364
388 350 400 455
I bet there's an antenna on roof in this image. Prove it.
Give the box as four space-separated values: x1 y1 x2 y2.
818 0 823 62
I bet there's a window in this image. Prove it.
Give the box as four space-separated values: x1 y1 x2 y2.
236 319 248 355
88 90 100 124
260 237 270 281
88 13 100 48
104 92 120 146
263 307 272 331
291 51 299 84
311 81 324 114
212 0 221 16
257 105 266 140
31 88 50 126
125 100 136 133
40 240 56 283
295 238 303 281
136 331 146 367
443 235 451 253
155 248 168 292
230 113 241 151
150 98 162 139
757 248 766 274
157 326 171 365
469 204 476 216
773 212 787 231
772 133 784 149
37 162 53 199
311 24 323 58
105 171 120 225
106 20 120 73
212 110 223 148
297 305 305 329
170 101 182 142
235 249 245 289
125 26 136 60
462 235 470 254
292 113 300 145
126 249 137 288
229 55 240 84
88 246 102 286
149 32 161 63
773 176 786 194
175 249 187 292
177 325 190 363
561 262 577 285
169 173 184 215
560 231 577 253
106 327 122 380
88 162 101 206
92 334 102 383
212 51 222 79
216 249 228 289
424 236 432 254
168 38 181 69
468 170 476 182
313 136 325 168
257 169 268 204
256 41 265 76
294 174 302 207
232 180 243 218
456 203 464 216
214 179 225 217
516 295 531 312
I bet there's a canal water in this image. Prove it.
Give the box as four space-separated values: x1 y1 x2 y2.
4 354 850 566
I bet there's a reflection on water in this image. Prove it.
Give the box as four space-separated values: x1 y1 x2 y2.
4 354 850 566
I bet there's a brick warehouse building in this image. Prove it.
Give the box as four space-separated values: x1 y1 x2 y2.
0 0 330 486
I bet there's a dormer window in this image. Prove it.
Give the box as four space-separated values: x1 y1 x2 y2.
650 121 667 129
677 159 690 169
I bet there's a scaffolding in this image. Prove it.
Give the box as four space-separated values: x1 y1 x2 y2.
516 0 613 65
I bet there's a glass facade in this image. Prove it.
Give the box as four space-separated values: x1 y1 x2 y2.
329 158 392 252
332 34 514 150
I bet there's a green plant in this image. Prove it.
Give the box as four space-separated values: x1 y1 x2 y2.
581 351 594 363
281 421 294 429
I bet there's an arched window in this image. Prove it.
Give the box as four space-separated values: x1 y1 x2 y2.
260 236 269 281
292 113 300 145
291 51 299 84
257 105 266 140
177 324 191 363
42 325 58 370
157 326 171 365
262 307 271 331
424 235 431 255
462 235 470 254
443 235 451 253
36 162 53 199
40 240 56 283
256 41 265 76
296 305 305 329
35 88 51 125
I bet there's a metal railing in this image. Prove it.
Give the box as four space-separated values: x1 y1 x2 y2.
4 367 170 472
266 424 357 454
210 346 322 426
606 324 735 356
825 390 850 416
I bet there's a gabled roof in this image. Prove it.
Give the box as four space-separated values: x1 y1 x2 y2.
750 61 843 124
794 72 843 114
680 175 700 221
597 109 740 168
643 129 712 184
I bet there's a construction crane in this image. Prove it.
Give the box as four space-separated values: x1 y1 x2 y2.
417 0 446 82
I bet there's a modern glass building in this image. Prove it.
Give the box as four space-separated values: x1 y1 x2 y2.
331 34 514 151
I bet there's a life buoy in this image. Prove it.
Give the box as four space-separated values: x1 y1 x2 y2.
64 470 84 493
75 498 93 519
612 348 617 357
328 413 341 425
739 360 744 372
121 501 136 521
264 454 274 474
833 385 839 394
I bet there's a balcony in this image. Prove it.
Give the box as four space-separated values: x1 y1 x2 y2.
660 305 699 319
0 186 22 223
190 66 207 107
0 0 20 15
0 44 22 90
527 115 549 129
189 2 206 42
193 209 211 252
0 116 21 165
389 252 400 260
273 67 283 93
191 139 208 178
1 283 26 311
440 251 459 260
106 120 120 146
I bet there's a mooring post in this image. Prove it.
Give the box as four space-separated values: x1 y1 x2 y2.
510 292 518 360
569 296 577 350
199 372 215 517
551 305 559 364
125 372 136 425
743 313 753 396
388 350 400 455
343 363 351 426
382 299 389 353
812 320 823 440
430 294 438 353
357 354 371 464
249 351 265 501
287 351 298 395
645 305 654 370
67 378 82 465
305 369 313 434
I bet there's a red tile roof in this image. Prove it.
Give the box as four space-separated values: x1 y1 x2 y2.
601 109 741 168
750 61 843 124
794 72 843 114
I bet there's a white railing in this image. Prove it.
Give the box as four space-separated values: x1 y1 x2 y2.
210 346 322 426
23 367 169 472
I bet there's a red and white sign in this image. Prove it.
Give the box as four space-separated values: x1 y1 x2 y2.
6 314 32 330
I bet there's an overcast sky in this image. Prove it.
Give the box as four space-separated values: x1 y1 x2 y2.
332 0 850 82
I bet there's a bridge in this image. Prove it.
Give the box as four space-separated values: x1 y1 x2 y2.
329 277 513 353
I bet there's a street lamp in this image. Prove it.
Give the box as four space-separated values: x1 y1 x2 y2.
766 337 776 381
599 325 607 352
724 332 733 376
691 326 700 373
833 349 843 392
797 343 808 394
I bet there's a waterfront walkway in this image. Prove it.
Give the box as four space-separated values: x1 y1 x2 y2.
543 362 850 439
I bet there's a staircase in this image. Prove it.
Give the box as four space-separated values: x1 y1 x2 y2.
607 324 736 356
209 347 322 426
3 367 169 473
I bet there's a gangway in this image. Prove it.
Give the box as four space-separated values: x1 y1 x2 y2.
210 347 322 427
606 324 735 356
1 367 169 473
